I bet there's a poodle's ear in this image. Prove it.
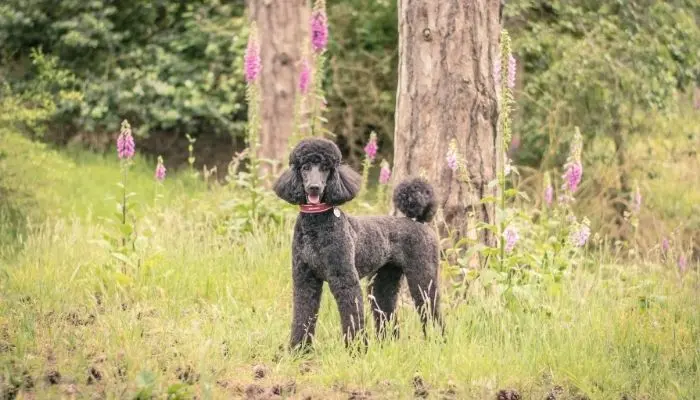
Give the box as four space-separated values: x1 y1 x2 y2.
273 167 305 204
324 164 362 205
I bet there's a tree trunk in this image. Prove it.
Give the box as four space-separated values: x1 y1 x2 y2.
248 0 309 171
392 0 501 243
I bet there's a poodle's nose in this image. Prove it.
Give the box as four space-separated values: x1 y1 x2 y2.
307 184 321 193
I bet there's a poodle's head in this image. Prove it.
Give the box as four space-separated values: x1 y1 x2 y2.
273 138 361 206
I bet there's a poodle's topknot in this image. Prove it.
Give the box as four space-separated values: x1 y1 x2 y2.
393 178 437 223
290 138 343 168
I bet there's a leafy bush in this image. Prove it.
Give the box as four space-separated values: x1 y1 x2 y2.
0 0 248 139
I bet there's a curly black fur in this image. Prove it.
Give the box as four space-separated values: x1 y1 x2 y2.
393 178 437 223
273 138 444 351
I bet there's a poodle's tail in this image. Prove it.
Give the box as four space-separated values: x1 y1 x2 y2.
392 178 437 223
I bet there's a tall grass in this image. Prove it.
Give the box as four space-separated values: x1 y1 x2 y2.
0 144 698 398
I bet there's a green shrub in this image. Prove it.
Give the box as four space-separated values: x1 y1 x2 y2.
0 0 248 140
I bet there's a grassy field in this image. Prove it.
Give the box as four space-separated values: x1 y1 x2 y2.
0 134 698 399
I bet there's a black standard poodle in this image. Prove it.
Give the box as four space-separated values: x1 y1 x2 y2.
273 137 443 350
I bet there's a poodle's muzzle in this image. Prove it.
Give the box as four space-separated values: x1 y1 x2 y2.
300 163 329 205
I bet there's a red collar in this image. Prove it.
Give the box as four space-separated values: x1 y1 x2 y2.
299 203 334 214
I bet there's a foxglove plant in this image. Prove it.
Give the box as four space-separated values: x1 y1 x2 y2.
503 225 519 253
561 128 583 202
309 0 329 137
359 132 378 199
495 29 517 269
95 119 146 276
154 155 166 206
376 159 392 209
117 120 135 235
244 22 263 215
543 172 554 207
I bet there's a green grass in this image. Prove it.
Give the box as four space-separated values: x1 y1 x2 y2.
1 201 698 398
0 132 698 399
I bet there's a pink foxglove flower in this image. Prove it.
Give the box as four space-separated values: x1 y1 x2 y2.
117 120 135 160
507 54 516 89
379 160 391 184
661 238 670 254
310 10 328 53
544 186 553 207
564 162 582 193
299 59 311 95
244 29 261 83
155 156 166 182
543 172 554 207
503 225 519 253
363 132 378 161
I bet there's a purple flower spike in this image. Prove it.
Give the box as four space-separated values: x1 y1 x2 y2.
155 156 166 182
544 185 553 207
310 10 328 53
244 31 261 83
117 120 135 160
504 225 519 253
379 160 391 185
299 59 311 95
507 54 516 89
364 133 378 161
570 224 591 247
564 162 583 193
661 238 670 254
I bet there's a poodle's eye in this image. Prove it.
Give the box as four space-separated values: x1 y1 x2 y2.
319 165 329 172
301 164 311 171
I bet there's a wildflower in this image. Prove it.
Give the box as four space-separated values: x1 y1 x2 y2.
155 156 166 182
632 184 642 214
446 140 459 172
544 186 554 207
507 54 516 89
379 160 391 184
569 220 591 247
310 9 328 53
117 120 135 160
563 162 583 193
363 132 378 161
503 225 519 253
299 59 311 95
678 255 687 273
244 28 261 83
661 237 670 254
543 172 553 207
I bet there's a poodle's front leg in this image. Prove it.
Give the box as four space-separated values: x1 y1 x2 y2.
290 264 323 352
327 262 367 349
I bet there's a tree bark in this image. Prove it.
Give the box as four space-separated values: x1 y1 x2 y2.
392 0 501 242
248 0 309 170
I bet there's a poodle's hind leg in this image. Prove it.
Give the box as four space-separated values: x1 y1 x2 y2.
290 265 324 352
368 265 403 340
404 262 444 338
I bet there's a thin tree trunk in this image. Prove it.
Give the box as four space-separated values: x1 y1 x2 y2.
392 0 501 243
248 0 309 172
